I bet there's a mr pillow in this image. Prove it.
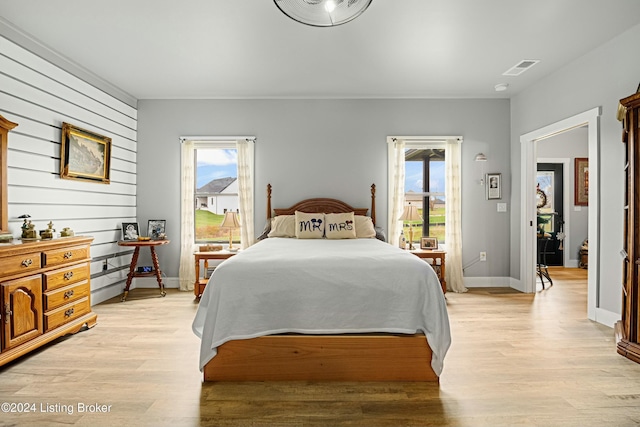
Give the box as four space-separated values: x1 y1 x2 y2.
294 211 325 239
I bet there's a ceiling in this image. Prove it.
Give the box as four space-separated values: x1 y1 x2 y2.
1 0 639 101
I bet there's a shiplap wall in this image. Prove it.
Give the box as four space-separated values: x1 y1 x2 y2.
0 35 138 305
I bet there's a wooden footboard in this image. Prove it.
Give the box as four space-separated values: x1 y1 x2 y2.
203 333 438 382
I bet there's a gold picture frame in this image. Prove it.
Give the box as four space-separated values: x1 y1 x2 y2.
60 122 111 183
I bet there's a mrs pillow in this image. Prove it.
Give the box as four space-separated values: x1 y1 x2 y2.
294 211 325 239
354 215 376 238
325 212 357 239
267 215 296 238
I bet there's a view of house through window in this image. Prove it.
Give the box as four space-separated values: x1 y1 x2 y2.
194 147 240 244
404 148 446 246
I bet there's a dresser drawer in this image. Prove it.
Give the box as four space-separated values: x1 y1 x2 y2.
44 280 90 311
43 296 90 332
42 245 89 267
0 251 42 278
43 263 89 291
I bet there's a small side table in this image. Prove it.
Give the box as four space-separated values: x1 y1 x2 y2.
409 249 447 294
118 239 170 301
194 250 238 300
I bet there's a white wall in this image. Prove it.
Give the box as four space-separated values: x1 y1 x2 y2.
510 22 640 317
0 34 138 305
136 98 511 281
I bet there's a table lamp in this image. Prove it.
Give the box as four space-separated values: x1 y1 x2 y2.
399 203 422 250
220 211 240 250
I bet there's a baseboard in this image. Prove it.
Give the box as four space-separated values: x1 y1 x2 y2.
594 307 620 328
132 276 180 289
91 284 126 305
463 276 512 288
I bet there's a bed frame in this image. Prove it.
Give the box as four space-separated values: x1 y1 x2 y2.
202 184 438 382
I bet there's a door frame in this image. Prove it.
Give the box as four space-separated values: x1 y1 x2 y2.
520 107 599 320
537 158 571 267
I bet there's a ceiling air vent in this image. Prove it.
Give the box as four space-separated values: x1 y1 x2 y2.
502 59 540 76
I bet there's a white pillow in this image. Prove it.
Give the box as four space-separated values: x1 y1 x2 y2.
294 211 325 239
267 215 296 238
354 215 376 238
325 212 356 239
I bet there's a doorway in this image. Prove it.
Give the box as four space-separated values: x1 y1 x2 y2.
520 107 600 321
536 162 564 266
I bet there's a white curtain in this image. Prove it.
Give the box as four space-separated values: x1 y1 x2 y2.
445 139 467 293
178 140 196 291
237 139 255 248
387 138 406 247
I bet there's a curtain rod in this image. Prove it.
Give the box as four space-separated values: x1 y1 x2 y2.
388 136 463 143
180 136 256 143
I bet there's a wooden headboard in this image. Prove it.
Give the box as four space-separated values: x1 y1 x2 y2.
266 184 376 226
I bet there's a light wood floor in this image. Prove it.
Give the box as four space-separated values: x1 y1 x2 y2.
2 268 640 426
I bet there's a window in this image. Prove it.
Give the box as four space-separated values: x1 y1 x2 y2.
404 148 446 245
194 145 239 244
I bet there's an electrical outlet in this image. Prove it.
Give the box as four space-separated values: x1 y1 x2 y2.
102 260 108 271
480 251 487 261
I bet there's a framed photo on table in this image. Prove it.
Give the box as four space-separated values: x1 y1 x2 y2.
486 173 502 200
121 222 140 241
420 237 438 250
60 122 111 184
148 219 166 240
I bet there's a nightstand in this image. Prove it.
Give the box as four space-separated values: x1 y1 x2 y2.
409 249 446 294
194 250 238 300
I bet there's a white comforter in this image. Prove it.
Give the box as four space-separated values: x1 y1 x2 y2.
192 238 451 376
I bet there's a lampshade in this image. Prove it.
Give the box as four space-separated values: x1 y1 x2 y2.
220 212 240 229
475 153 487 162
399 204 422 221
274 0 373 27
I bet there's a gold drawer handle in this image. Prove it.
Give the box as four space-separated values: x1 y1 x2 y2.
64 271 74 280
21 259 33 267
63 252 73 259
4 302 11 324
64 290 75 299
64 308 75 318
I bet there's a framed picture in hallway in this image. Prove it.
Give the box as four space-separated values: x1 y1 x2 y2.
574 157 588 206
486 173 501 200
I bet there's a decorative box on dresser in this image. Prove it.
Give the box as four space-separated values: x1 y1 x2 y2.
617 91 640 364
0 236 97 367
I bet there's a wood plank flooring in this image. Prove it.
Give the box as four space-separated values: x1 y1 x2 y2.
2 268 640 426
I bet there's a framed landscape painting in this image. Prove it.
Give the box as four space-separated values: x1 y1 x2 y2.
60 122 111 184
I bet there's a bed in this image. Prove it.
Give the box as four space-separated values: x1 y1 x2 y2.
192 184 451 381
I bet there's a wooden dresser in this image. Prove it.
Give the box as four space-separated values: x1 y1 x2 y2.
0 236 97 367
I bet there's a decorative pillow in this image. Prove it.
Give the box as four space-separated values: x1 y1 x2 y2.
354 215 376 238
267 215 296 238
325 212 357 239
294 211 325 239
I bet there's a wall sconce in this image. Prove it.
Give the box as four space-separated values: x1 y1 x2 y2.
475 153 487 185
